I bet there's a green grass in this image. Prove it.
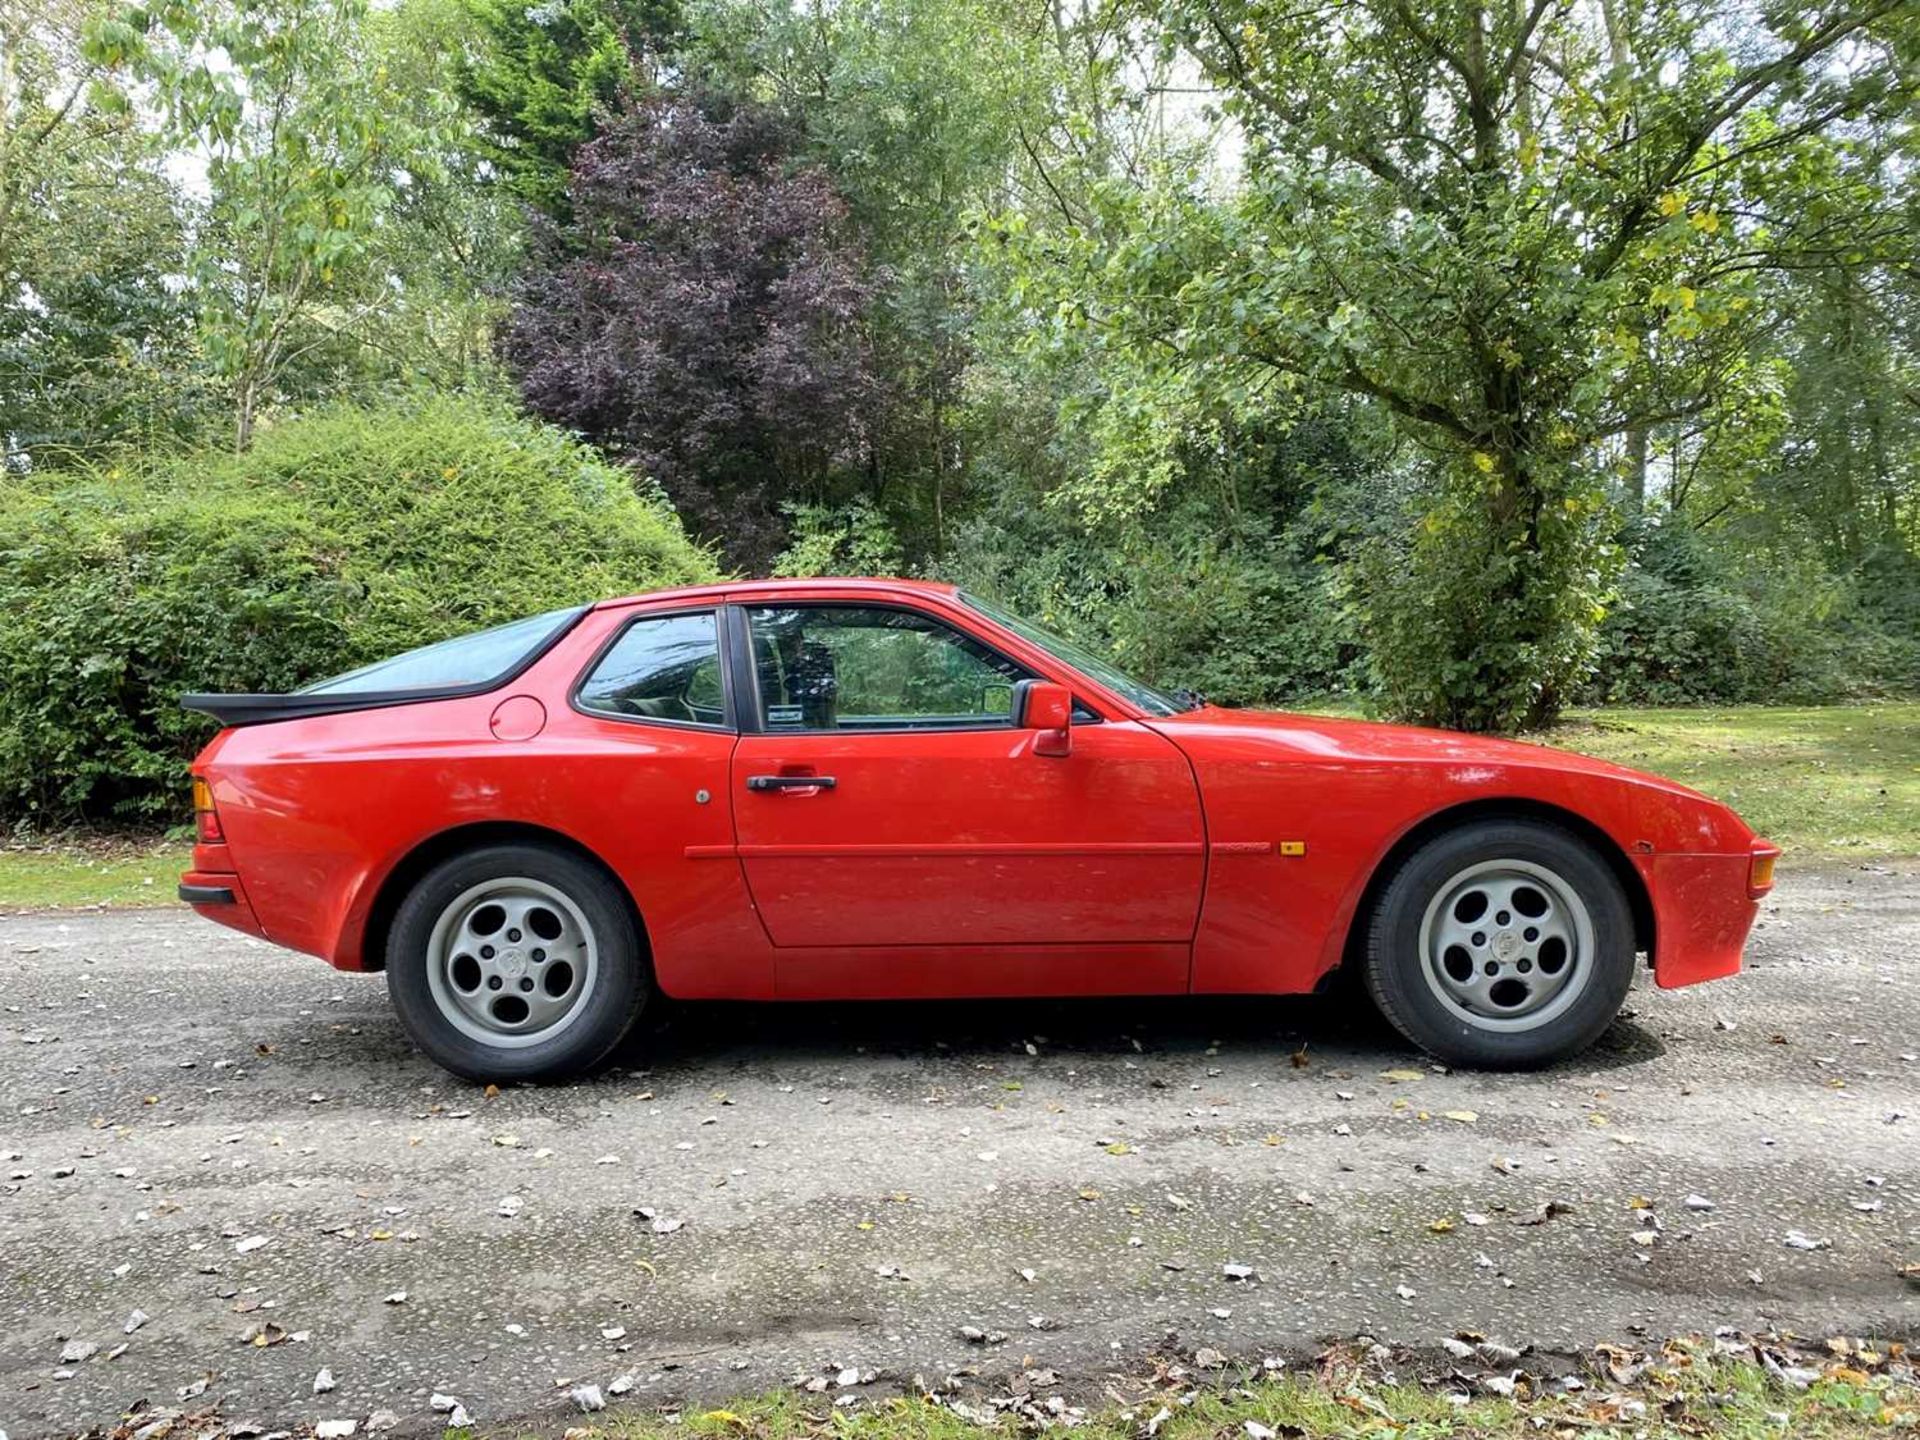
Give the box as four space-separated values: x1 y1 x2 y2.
0 835 192 911
533 1343 1913 1440
1549 701 1920 858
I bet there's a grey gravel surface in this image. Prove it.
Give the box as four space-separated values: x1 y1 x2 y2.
1 861 1915 1437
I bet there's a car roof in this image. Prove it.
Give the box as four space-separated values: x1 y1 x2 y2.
594 577 963 611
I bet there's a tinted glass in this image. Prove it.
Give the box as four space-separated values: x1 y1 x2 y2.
302 606 584 696
746 605 1031 731
576 612 725 726
961 592 1183 716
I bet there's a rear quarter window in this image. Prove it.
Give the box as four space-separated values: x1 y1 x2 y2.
301 606 585 695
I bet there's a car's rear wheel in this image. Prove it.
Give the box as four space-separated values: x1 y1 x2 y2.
386 843 648 1082
1361 818 1635 1069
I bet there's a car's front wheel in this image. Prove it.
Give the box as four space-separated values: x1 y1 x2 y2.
386 843 648 1082
1361 818 1635 1069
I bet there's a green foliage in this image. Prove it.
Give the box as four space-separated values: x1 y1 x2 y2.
1584 524 1920 706
0 395 717 824
772 501 905 579
938 410 1368 707
977 0 1915 729
458 0 681 217
1353 462 1621 730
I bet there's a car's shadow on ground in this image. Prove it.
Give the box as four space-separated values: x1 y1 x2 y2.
612 986 1667 1078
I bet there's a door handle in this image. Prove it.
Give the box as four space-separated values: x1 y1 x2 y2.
746 774 837 792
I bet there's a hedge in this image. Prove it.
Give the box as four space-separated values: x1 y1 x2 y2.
0 395 719 824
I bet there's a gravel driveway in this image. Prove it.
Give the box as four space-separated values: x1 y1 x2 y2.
2 862 1915 1437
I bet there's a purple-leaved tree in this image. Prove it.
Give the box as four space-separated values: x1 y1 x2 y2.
501 90 881 569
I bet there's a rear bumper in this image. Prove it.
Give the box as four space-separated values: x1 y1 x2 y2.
178 868 267 940
1649 840 1778 989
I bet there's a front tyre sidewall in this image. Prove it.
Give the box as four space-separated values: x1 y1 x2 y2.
387 844 647 1082
1365 821 1635 1069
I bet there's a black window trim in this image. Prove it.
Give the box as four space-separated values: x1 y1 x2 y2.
568 604 737 735
181 605 593 728
733 599 1103 737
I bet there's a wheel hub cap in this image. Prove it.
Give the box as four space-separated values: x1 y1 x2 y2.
423 877 599 1049
1417 858 1596 1033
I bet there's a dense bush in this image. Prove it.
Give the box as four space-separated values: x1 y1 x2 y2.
1582 523 1920 706
0 396 718 824
938 496 1361 708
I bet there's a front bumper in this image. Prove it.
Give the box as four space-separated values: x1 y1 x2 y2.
1649 840 1779 989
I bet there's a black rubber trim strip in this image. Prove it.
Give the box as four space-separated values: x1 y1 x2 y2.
178 883 236 905
180 606 591 727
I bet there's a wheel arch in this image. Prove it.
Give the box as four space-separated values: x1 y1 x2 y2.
356 821 649 974
1335 797 1655 977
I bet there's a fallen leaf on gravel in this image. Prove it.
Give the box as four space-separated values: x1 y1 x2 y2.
234 1235 269 1254
1784 1230 1831 1250
448 1404 471 1427
1491 1156 1520 1175
1194 1347 1227 1369
639 1210 685 1234
383 1291 407 1305
58 1339 95 1364
1165 1193 1191 1211
601 1325 627 1340
430 1394 459 1412
497 1196 523 1218
570 1384 605 1413
1223 1263 1255 1280
1428 1217 1455 1233
314 1421 355 1438
1442 1110 1477 1124
313 1368 335 1393
1395 1284 1416 1300
366 1410 400 1432
241 1322 288 1347
123 1310 148 1335
1515 1199 1575 1225
1380 1068 1424 1082
1685 1194 1716 1211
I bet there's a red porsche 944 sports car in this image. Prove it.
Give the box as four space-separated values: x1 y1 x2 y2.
180 578 1777 1081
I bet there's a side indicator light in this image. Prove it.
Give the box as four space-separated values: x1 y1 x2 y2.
1278 840 1307 857
193 776 225 844
1748 849 1777 895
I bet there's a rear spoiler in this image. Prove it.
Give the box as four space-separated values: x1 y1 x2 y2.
180 691 460 727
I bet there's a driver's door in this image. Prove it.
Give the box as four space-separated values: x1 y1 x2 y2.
726 602 1205 998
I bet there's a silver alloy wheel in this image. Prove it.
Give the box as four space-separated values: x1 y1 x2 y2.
1417 858 1595 1032
424 876 598 1049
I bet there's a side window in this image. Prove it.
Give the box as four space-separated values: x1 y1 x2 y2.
745 605 1032 731
576 612 726 727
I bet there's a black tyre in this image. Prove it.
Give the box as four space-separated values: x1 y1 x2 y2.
386 843 648 1082
1361 819 1635 1069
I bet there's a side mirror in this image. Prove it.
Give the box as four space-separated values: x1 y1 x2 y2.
1016 680 1073 757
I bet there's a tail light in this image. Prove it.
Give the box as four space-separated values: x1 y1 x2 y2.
1748 845 1778 896
193 776 225 844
